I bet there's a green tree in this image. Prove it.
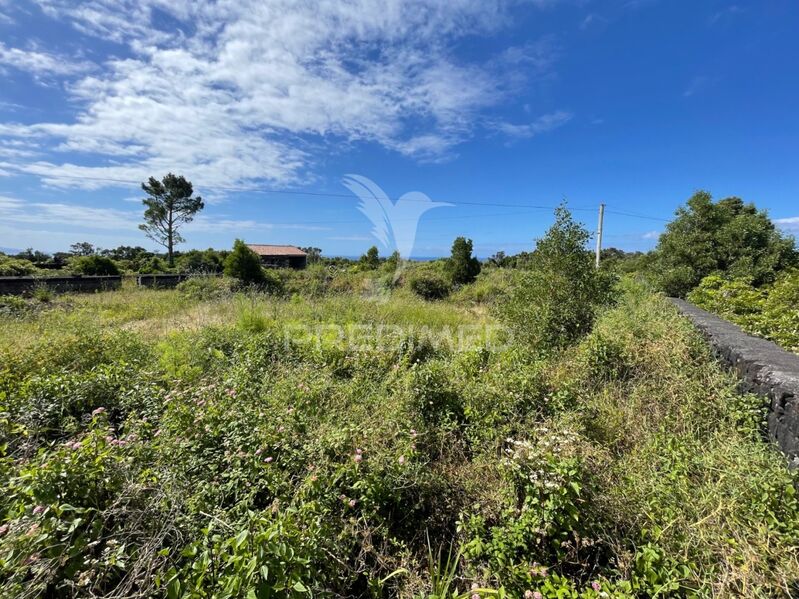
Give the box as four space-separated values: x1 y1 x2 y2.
360 246 380 270
15 248 51 263
447 237 481 285
224 239 265 285
70 242 96 256
71 255 121 276
498 206 615 350
176 248 226 273
300 247 322 265
139 173 204 266
652 191 797 297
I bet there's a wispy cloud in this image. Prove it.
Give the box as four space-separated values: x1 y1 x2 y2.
0 195 331 234
0 42 94 78
493 110 573 139
579 14 608 30
774 216 799 231
1 0 559 191
328 235 373 241
642 230 660 240
683 75 715 98
710 4 743 25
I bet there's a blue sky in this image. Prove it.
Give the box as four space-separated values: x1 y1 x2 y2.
0 0 797 258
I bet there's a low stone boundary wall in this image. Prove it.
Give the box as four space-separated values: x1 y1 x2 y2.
671 298 799 465
0 275 122 295
137 274 191 288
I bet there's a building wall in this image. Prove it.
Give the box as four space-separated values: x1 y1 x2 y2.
259 255 307 269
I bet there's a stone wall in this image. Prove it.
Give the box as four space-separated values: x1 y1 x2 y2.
137 274 192 288
0 276 122 295
671 299 799 466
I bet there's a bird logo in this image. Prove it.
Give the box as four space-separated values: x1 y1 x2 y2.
342 174 451 278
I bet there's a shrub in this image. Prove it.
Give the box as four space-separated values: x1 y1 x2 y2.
498 206 616 350
224 239 265 286
0 256 36 276
176 276 233 300
409 272 451 300
359 245 380 270
689 270 799 353
175 248 226 273
71 255 121 276
0 295 30 316
651 191 797 297
447 236 481 285
137 256 171 274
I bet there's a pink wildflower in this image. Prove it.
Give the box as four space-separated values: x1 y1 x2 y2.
227 388 236 397
410 429 417 438
0 524 8 536
348 499 357 508
32 505 45 515
355 448 363 455
591 582 601 592
255 448 263 456
524 592 534 599
398 455 405 465
471 583 479 590
264 456 273 463
534 593 543 599
91 407 106 417
353 453 363 464
471 594 480 599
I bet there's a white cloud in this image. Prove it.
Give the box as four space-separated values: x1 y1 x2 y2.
0 195 331 235
774 216 799 231
2 0 557 191
642 230 660 240
0 42 94 77
328 235 373 241
494 110 573 139
710 5 743 25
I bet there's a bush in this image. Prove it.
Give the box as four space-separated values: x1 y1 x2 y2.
447 236 480 285
175 248 226 273
409 272 451 300
651 191 797 297
498 206 616 350
137 256 171 274
176 276 233 300
71 255 121 276
224 239 265 286
689 270 799 353
0 256 36 276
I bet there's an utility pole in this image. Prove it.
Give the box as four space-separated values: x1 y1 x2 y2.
595 203 605 268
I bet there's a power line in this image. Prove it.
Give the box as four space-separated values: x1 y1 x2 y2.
23 171 674 223
604 207 671 222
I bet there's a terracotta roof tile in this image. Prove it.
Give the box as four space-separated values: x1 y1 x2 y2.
246 244 307 257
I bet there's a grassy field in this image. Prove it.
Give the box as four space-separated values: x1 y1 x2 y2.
0 274 797 598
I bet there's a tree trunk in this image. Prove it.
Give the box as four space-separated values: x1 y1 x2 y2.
167 209 174 266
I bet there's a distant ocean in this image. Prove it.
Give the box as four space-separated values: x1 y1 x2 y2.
338 255 445 261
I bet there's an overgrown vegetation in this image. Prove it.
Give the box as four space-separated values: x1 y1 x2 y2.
649 191 797 297
688 269 799 353
1 207 797 597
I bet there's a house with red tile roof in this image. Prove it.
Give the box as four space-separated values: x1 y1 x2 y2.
246 244 307 269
